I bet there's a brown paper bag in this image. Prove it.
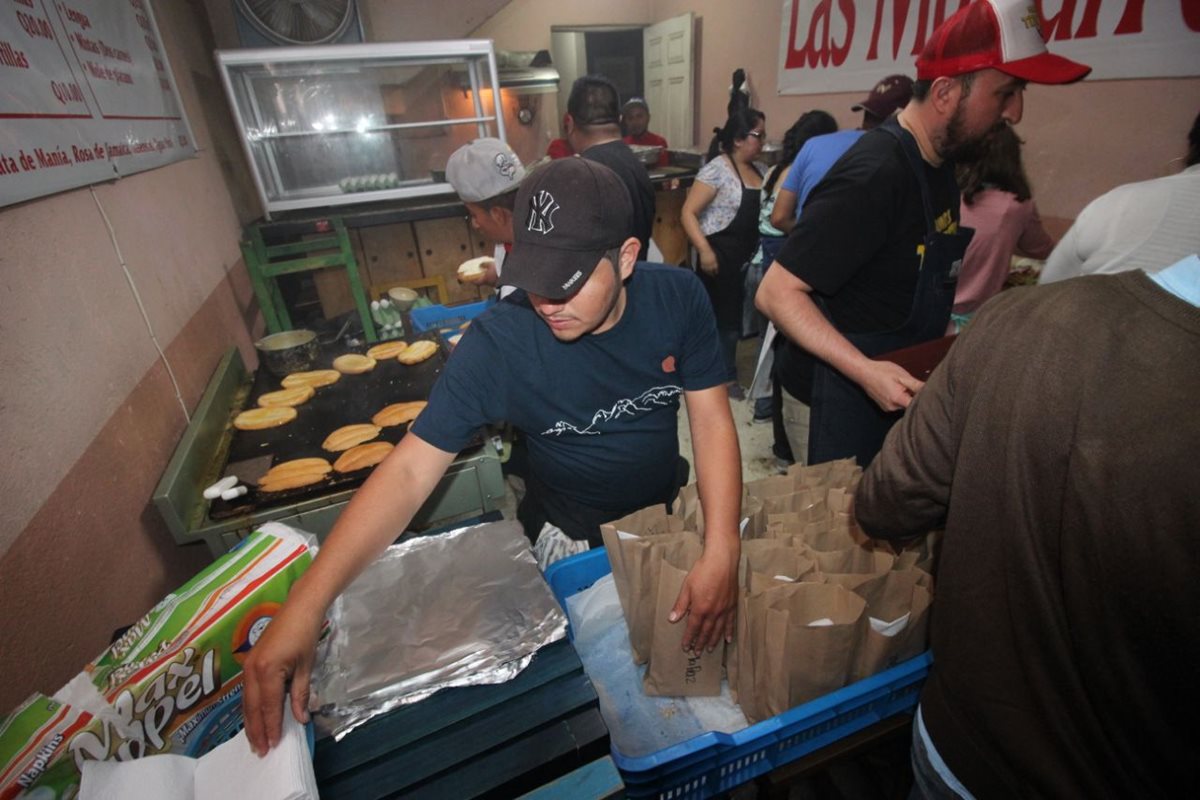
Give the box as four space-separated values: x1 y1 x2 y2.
601 507 686 631
851 574 932 682
643 555 723 696
742 540 816 581
893 549 922 571
740 580 804 723
912 567 935 592
604 503 685 538
727 558 749 701
821 571 880 593
674 483 762 536
788 458 861 489
824 486 855 515
744 473 798 502
761 583 867 717
673 483 704 533
799 518 870 551
764 495 829 536
810 545 895 576
601 527 701 664
739 494 767 539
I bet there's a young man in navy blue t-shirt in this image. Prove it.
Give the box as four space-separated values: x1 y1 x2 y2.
241 158 743 755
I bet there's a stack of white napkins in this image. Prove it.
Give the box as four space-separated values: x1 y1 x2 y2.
80 707 318 800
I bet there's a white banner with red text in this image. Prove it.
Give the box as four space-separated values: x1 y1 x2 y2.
0 0 196 208
778 0 1200 95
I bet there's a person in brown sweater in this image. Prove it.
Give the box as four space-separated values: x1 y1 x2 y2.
855 263 1200 797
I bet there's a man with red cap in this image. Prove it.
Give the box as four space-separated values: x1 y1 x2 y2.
757 0 1089 468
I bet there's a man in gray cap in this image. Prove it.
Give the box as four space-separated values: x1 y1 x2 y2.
241 157 742 756
445 137 525 289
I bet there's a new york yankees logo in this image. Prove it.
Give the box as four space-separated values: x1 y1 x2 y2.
527 190 559 235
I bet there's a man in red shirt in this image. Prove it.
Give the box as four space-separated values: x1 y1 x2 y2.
622 97 670 167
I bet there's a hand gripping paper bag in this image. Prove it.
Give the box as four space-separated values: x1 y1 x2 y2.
601 524 701 665
642 539 724 697
601 504 687 619
0 523 314 800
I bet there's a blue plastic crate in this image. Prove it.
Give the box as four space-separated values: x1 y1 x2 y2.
544 548 932 800
409 298 495 334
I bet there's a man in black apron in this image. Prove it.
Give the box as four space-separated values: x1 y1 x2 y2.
757 0 1089 468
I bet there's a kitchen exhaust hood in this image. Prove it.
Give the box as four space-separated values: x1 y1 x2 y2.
461 49 558 94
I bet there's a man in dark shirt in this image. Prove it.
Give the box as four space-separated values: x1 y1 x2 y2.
756 0 1089 467
565 75 656 260
240 158 742 756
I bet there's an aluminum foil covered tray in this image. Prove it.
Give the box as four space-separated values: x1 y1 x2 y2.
310 519 567 740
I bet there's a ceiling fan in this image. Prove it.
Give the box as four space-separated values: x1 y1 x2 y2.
235 0 358 46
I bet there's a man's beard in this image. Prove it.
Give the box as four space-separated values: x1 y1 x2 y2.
937 97 1002 163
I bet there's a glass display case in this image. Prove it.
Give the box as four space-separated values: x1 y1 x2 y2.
217 41 507 218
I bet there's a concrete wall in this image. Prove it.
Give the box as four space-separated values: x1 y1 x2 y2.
0 0 259 711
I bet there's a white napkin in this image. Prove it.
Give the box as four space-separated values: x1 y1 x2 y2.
868 612 912 638
81 703 318 800
80 753 197 800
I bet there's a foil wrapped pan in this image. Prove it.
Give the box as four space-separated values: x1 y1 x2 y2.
310 519 567 740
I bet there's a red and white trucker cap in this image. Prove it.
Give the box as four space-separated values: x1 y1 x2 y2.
916 0 1091 84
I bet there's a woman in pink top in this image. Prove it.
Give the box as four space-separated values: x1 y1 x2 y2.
950 127 1055 333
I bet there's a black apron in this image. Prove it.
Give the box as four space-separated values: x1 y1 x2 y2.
701 156 762 331
807 123 973 467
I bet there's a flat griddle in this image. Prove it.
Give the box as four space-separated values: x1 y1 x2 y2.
210 333 459 519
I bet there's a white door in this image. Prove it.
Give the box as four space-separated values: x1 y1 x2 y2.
643 12 695 149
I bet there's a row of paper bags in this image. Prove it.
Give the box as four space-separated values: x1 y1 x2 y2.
600 459 939 724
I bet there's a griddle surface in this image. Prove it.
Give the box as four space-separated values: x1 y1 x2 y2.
211 334 452 518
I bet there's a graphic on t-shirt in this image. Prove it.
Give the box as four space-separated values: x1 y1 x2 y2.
542 384 682 436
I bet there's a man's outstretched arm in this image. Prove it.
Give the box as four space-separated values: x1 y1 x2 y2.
756 262 924 411
677 384 742 652
241 433 456 755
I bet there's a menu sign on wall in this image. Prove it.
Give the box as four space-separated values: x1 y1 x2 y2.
0 0 196 208
778 1 1200 95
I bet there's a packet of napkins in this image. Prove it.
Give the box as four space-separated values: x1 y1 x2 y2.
80 704 317 800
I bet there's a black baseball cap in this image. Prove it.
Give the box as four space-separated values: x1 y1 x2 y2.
502 158 633 300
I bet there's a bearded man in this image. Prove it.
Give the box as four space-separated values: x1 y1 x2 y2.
756 0 1089 466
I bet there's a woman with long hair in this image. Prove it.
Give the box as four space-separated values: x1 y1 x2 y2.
681 106 767 397
950 126 1054 332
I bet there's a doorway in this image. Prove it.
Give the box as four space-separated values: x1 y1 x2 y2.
550 14 695 149
551 25 645 128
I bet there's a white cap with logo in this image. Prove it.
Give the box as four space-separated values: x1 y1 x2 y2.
445 138 526 203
